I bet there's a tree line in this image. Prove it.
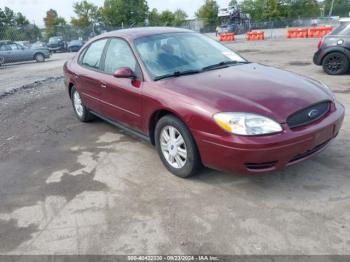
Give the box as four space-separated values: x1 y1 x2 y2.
0 7 41 41
240 0 350 22
1 0 349 41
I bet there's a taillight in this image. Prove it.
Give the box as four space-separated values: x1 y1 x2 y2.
317 38 324 49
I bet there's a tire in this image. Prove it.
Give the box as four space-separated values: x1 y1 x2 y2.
155 115 201 178
0 56 4 67
70 86 95 122
322 52 349 75
35 53 45 63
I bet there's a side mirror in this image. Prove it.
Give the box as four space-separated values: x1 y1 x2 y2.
113 67 136 79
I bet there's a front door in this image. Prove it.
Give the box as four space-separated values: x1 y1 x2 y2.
100 38 143 131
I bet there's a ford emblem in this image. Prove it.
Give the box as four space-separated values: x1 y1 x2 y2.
308 109 319 119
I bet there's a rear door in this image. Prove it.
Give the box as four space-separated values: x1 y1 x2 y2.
75 38 108 114
17 44 33 61
99 38 143 131
8 43 25 62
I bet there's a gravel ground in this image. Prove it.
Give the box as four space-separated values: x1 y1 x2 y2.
0 53 74 96
0 38 349 255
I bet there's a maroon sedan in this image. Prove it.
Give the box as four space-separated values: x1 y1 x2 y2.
64 27 345 177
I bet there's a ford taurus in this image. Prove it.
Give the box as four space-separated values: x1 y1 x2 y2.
63 27 345 177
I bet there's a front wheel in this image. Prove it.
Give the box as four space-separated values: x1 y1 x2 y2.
322 52 349 75
155 115 201 178
35 53 45 63
70 86 95 122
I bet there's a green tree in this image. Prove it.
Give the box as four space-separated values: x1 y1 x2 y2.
196 0 219 28
148 8 160 26
285 0 320 18
102 0 148 27
323 0 350 17
0 7 40 41
15 12 29 26
228 0 238 8
0 7 16 26
71 1 101 28
43 9 67 38
240 0 321 21
173 9 188 26
159 10 175 26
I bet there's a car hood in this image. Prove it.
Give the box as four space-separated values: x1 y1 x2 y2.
161 63 332 123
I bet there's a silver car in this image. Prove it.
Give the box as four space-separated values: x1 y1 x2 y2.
0 40 51 66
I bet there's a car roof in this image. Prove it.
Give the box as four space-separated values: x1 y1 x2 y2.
100 27 193 40
339 18 350 23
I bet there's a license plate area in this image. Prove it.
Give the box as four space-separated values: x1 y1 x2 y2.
314 125 334 146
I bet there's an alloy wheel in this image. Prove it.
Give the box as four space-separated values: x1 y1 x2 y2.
160 125 187 169
73 91 84 118
324 54 345 74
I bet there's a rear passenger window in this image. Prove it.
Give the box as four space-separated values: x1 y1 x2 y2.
81 39 107 70
103 39 138 75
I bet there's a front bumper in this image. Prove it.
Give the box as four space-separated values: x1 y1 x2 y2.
48 46 65 52
193 102 345 174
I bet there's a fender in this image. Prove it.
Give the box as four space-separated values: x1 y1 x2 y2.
316 46 350 65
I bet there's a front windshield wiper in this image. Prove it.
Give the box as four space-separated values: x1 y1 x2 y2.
154 69 202 81
202 61 249 71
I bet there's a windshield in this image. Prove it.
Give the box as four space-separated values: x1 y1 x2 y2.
134 32 246 80
48 37 61 43
70 40 83 45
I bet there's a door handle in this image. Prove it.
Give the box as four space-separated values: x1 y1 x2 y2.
100 83 107 88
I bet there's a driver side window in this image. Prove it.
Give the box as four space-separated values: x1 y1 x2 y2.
103 38 139 77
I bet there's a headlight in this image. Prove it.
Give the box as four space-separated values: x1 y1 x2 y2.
214 112 283 136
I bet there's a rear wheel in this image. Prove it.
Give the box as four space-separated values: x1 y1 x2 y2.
322 52 349 75
70 86 95 122
0 56 4 67
155 115 201 178
35 53 45 63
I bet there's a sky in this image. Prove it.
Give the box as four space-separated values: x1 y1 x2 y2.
1 0 231 27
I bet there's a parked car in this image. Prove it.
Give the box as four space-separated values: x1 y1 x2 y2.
31 41 47 49
0 40 51 65
47 36 67 53
67 40 84 52
313 19 350 75
15 41 31 48
64 27 344 177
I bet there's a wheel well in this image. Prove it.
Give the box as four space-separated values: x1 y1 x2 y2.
68 83 74 99
33 52 44 59
149 110 177 145
321 50 349 65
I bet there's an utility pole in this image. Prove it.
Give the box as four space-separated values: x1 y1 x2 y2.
328 0 335 17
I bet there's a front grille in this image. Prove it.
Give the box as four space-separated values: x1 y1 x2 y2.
245 161 278 171
289 139 331 163
287 101 330 129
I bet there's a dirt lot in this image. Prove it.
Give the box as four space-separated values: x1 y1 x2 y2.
0 38 349 255
0 53 74 96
